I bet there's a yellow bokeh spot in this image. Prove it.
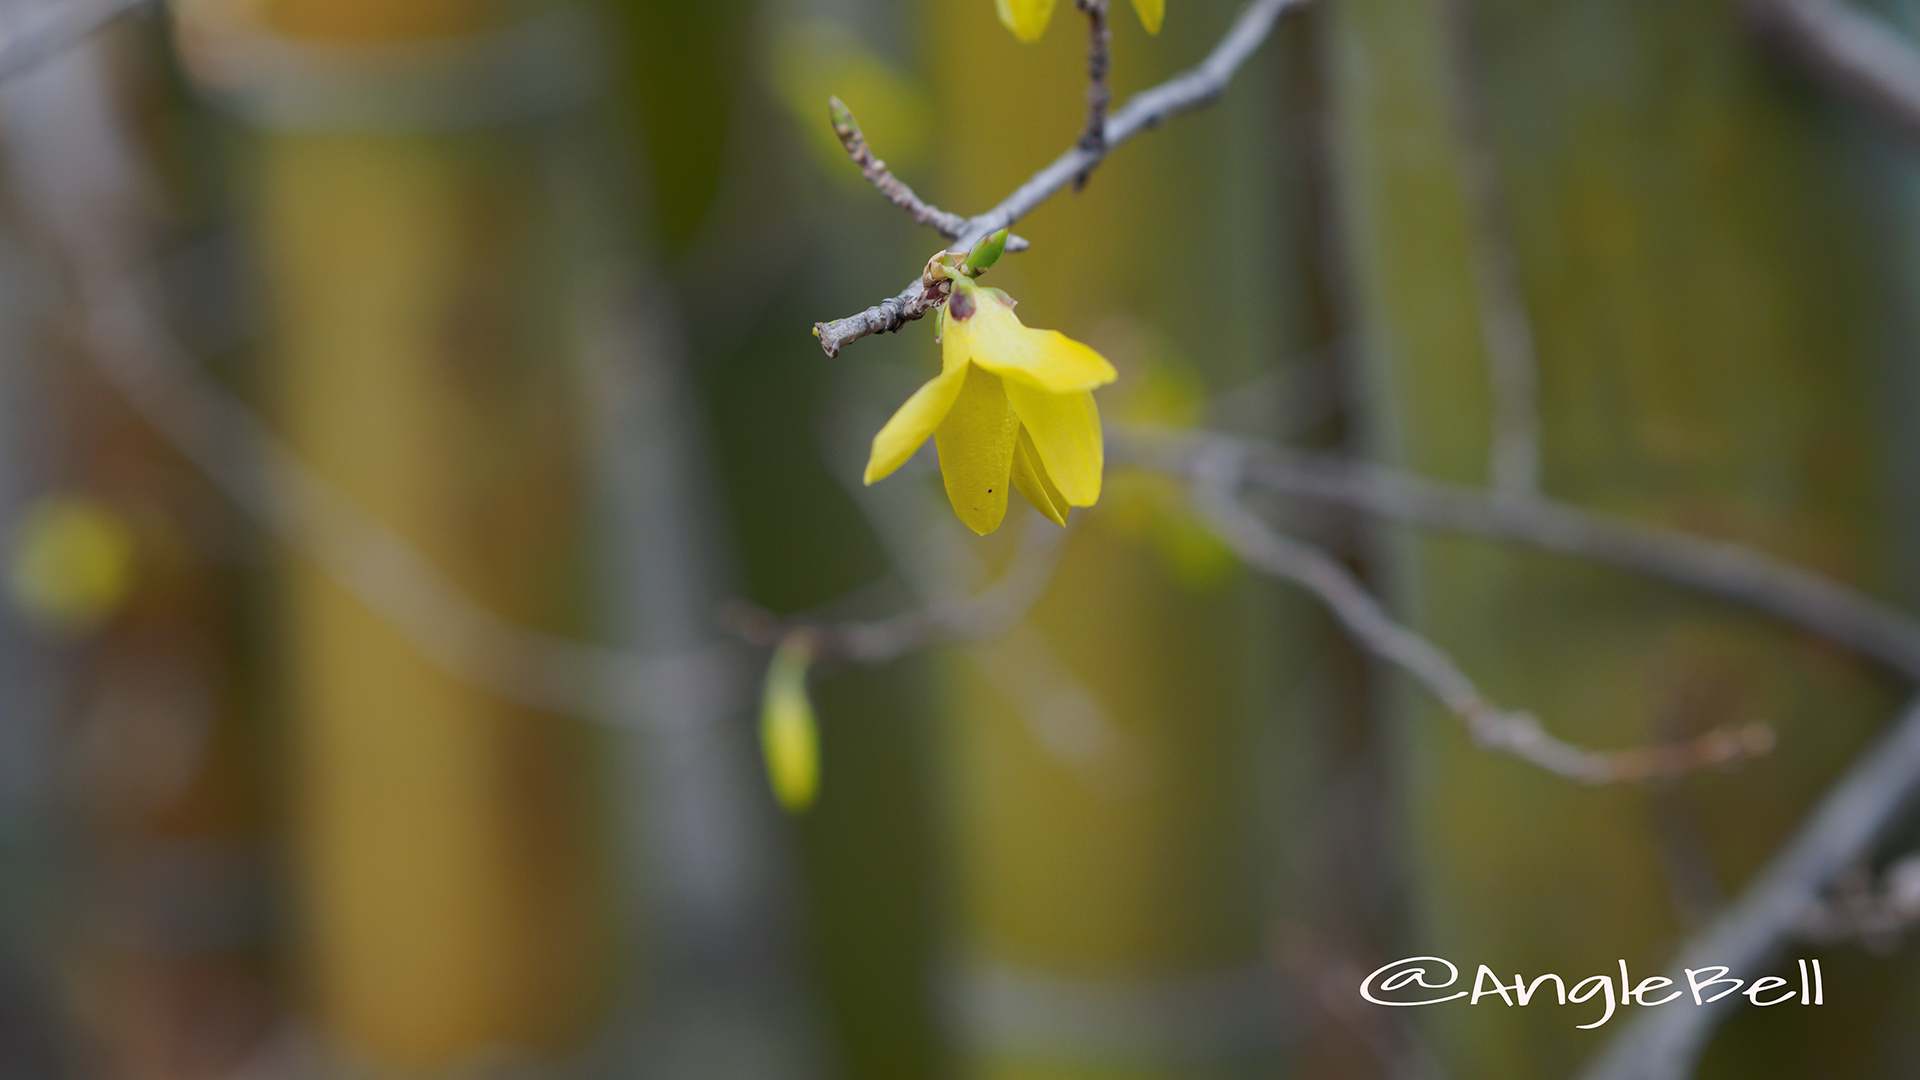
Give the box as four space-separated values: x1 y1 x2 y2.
7 495 137 634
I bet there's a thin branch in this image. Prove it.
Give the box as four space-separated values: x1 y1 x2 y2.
80 281 728 727
1434 0 1541 495
724 512 1068 664
959 0 1306 250
1579 692 1920 1080
1073 0 1112 189
1795 851 1920 949
0 21 740 731
0 0 152 83
825 433 1149 794
814 0 1309 357
1121 429 1920 682
827 95 1029 252
1744 0 1920 150
1191 451 1773 784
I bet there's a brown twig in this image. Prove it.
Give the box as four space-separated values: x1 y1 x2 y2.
827 96 1029 252
1191 450 1774 784
1744 0 1920 149
1580 691 1920 1080
1073 0 1112 190
812 275 947 358
814 0 1308 357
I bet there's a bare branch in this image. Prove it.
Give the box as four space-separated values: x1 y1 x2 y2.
956 0 1307 251
1795 852 1920 949
1191 451 1773 784
814 0 1310 356
1744 0 1920 149
813 275 945 358
0 0 152 84
1073 0 1112 189
724 513 1069 664
80 282 733 728
825 438 1149 794
827 95 1029 252
0 17 736 730
1434 0 1541 495
1122 429 1920 682
1579 692 1920 1080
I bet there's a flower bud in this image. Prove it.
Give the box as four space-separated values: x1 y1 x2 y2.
827 95 857 138
964 228 1010 275
760 633 820 812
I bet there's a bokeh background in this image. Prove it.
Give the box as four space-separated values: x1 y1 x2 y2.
2 0 1919 1077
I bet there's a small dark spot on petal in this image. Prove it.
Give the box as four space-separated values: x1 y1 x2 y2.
949 290 976 321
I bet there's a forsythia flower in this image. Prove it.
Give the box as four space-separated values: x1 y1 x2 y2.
996 0 1162 43
864 277 1117 535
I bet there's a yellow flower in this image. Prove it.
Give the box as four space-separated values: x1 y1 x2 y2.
864 278 1117 535
996 0 1054 42
1133 0 1163 34
995 0 1161 42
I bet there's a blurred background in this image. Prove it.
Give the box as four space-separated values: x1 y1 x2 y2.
1 0 1919 1077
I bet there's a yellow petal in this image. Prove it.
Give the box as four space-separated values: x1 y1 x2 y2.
865 363 968 485
1011 425 1070 525
995 0 1054 42
1132 0 1163 34
946 284 1116 393
935 365 1020 535
1003 383 1103 506
972 326 1117 394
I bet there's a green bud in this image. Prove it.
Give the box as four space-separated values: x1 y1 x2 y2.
760 634 820 813
827 95 857 139
963 228 1010 275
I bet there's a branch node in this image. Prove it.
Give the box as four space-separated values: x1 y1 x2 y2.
813 0 1305 356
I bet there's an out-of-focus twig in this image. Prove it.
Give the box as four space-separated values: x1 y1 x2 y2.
1123 429 1920 682
814 0 1309 357
1744 0 1920 149
80 280 729 727
7 21 714 730
1580 692 1920 1080
1191 450 1774 784
725 514 1067 664
823 423 1148 794
0 0 152 84
1073 0 1112 188
827 95 1029 252
1434 0 1540 495
1795 851 1920 949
